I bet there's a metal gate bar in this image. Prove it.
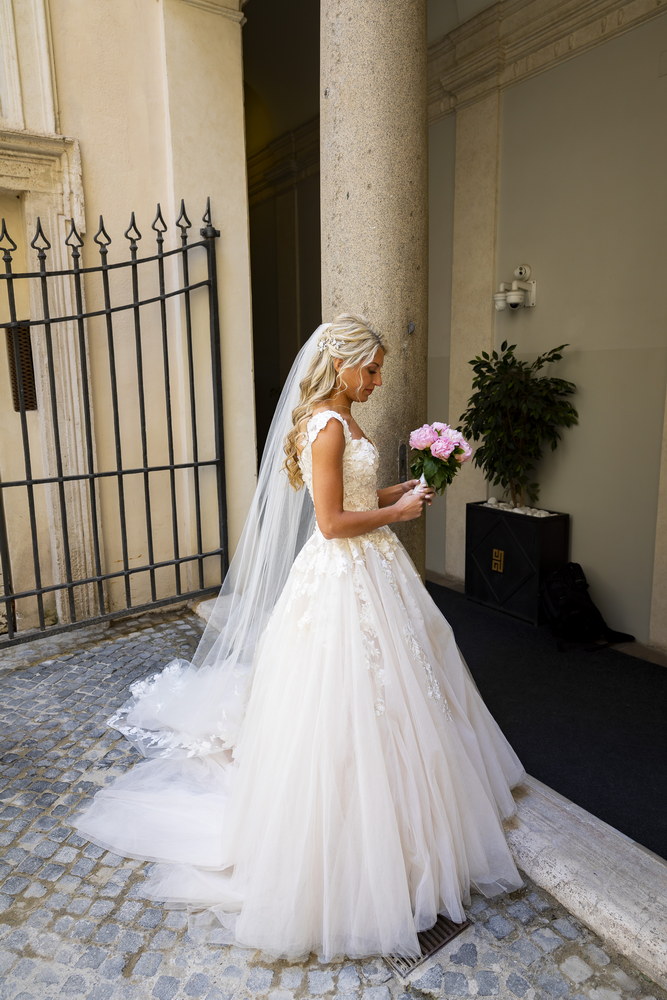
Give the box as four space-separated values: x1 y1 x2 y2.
0 199 227 647
154 206 181 596
68 221 106 617
35 221 76 624
2 224 46 631
178 203 206 590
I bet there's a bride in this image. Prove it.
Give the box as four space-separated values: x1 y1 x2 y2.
75 313 524 961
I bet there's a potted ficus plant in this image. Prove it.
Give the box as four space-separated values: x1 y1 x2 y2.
457 341 578 623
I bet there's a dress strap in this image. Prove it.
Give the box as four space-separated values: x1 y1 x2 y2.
306 410 352 445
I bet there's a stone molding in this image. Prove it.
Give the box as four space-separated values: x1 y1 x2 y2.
0 129 84 228
0 0 24 129
0 127 100 625
28 0 57 134
428 0 667 122
177 0 246 24
3 0 58 134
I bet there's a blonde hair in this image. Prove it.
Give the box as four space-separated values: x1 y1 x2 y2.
283 313 386 489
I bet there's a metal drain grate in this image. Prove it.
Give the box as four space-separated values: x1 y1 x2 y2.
385 914 471 979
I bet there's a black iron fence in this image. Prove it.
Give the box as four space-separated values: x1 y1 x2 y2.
0 199 227 646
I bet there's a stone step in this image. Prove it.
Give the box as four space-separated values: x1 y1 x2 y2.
507 775 667 991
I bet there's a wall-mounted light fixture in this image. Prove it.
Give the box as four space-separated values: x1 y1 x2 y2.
494 265 536 312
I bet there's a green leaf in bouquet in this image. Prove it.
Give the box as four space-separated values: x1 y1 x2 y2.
433 467 447 494
410 454 424 479
423 454 439 482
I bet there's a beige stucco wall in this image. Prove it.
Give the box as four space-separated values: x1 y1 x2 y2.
427 13 667 642
497 17 667 642
46 0 255 605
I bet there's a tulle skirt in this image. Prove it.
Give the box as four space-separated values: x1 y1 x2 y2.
74 525 524 960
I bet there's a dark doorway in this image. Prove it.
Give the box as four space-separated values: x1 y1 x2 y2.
243 0 321 457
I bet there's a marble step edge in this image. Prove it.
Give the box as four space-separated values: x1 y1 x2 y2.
506 775 667 991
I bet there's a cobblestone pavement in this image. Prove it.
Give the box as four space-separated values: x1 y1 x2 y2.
1 611 665 1000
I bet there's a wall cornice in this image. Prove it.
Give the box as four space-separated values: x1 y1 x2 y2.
428 0 667 122
0 129 84 229
177 0 246 25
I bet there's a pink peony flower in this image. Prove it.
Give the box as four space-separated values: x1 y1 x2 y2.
409 424 439 450
431 421 450 433
445 429 472 462
430 435 456 460
454 441 473 462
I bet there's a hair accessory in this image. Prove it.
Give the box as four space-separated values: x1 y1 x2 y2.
317 335 343 353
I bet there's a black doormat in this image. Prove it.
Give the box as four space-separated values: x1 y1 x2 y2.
426 582 667 859
385 915 471 979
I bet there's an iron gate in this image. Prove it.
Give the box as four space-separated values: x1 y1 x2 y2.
0 199 228 647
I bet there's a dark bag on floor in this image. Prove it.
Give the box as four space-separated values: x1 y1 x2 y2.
541 563 635 648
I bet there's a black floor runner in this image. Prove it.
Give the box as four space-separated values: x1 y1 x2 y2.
426 582 667 859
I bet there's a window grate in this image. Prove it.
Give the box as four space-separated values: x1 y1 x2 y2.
6 325 37 412
385 914 471 980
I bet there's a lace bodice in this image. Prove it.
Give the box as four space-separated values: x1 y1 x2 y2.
299 411 379 512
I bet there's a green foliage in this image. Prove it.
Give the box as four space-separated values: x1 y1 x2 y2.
410 449 464 495
458 341 578 507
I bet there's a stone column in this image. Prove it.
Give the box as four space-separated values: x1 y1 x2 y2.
320 0 428 568
445 92 501 580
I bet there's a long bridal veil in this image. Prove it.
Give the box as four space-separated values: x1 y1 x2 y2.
110 324 331 758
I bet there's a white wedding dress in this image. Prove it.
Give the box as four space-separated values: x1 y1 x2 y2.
75 410 524 961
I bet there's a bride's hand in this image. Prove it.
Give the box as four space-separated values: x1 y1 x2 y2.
405 480 435 506
387 480 420 502
393 488 426 522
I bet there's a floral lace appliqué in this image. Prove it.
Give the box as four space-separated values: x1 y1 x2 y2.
106 661 237 757
300 411 380 514
352 571 386 717
403 620 452 720
306 409 350 445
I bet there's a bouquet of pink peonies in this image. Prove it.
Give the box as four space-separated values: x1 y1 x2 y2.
409 422 472 494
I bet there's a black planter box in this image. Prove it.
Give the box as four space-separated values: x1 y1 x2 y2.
465 501 570 624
